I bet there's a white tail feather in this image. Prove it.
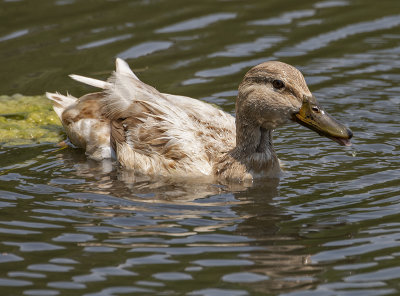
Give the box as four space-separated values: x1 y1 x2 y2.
116 58 139 80
46 92 77 119
102 71 167 120
69 74 112 89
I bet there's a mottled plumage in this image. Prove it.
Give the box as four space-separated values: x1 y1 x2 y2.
47 58 352 182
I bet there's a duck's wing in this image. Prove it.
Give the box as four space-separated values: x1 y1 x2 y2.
161 93 236 159
161 93 235 132
71 58 235 176
103 70 215 176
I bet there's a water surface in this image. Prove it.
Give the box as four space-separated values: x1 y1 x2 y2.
1 0 400 295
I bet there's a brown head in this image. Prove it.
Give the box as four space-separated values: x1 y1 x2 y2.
236 61 353 146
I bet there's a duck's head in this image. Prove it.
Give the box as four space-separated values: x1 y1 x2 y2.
237 61 353 146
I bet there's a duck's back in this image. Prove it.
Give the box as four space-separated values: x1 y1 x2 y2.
102 68 236 177
48 59 236 177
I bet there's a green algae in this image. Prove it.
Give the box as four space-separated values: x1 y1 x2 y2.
0 94 63 146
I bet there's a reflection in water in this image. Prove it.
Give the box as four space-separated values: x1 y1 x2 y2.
0 145 320 293
49 149 316 293
233 185 317 293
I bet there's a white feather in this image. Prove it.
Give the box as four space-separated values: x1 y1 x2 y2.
69 74 112 89
115 58 139 80
46 92 77 119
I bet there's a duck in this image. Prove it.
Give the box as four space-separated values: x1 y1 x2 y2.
46 58 352 181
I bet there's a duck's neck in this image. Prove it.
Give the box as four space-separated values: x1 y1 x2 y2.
231 118 280 174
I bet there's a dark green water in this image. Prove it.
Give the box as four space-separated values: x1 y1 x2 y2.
1 0 400 295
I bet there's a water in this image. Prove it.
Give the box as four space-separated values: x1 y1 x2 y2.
1 0 400 295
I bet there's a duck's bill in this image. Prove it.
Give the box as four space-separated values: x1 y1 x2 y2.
292 95 353 146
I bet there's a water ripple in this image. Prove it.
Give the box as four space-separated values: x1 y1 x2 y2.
156 13 236 33
76 34 133 50
0 1 400 295
276 15 400 56
117 41 173 59
0 29 29 42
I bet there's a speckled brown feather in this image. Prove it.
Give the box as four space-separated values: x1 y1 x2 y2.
48 92 112 160
49 58 336 181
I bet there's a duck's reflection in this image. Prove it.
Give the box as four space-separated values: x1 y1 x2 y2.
55 148 317 293
232 183 317 292
57 147 255 200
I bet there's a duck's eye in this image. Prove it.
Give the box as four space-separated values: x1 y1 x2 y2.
272 79 285 89
311 106 320 113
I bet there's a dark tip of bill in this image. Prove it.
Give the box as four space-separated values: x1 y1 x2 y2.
347 128 353 139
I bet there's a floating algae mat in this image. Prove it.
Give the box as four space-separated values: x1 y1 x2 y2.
0 94 63 146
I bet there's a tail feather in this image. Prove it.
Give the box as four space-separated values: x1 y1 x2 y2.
69 74 112 89
102 71 167 121
69 59 138 89
46 92 77 119
115 58 139 80
50 58 150 122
